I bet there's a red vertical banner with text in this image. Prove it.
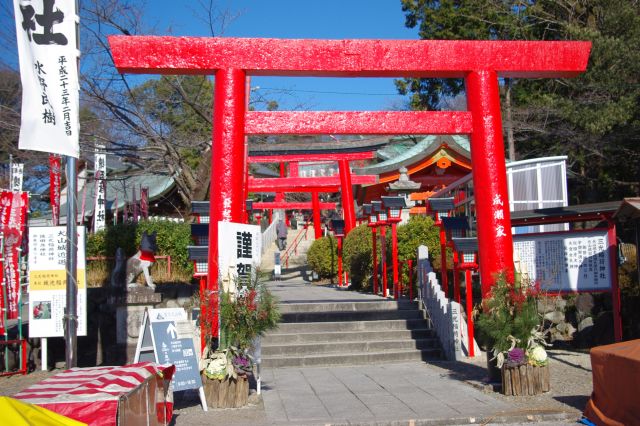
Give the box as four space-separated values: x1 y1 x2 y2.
0 191 29 333
49 155 61 226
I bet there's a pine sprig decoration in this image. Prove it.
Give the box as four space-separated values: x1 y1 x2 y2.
475 273 548 368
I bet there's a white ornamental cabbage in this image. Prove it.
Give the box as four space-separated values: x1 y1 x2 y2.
204 352 228 379
529 346 548 364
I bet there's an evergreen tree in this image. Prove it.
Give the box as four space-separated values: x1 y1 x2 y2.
398 0 640 200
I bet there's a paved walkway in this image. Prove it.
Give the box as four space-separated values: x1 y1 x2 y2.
170 272 585 425
176 239 586 425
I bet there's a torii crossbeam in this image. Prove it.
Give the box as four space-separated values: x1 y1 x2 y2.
109 36 590 339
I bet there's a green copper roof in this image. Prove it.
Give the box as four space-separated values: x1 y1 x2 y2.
355 135 470 175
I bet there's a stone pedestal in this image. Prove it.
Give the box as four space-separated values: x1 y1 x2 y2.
108 287 162 346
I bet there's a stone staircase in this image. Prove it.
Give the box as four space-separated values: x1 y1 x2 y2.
260 225 313 272
261 299 442 368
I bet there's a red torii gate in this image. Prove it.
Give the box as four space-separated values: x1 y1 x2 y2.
249 151 376 234
109 36 590 323
248 174 377 238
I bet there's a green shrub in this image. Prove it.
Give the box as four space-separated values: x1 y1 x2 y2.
306 235 337 278
86 220 193 273
397 215 445 269
343 224 373 290
394 215 449 291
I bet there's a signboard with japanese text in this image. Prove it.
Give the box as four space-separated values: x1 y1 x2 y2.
134 308 203 394
13 0 79 158
10 163 24 192
94 151 106 232
513 229 612 293
218 222 261 291
27 226 87 337
0 191 28 333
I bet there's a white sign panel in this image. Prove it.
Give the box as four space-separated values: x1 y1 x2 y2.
513 229 611 293
27 226 87 337
10 163 24 192
14 0 79 158
217 222 261 291
94 152 106 232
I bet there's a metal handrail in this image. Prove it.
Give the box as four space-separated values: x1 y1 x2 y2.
281 222 310 268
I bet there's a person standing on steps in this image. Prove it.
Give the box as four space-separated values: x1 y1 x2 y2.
276 219 288 251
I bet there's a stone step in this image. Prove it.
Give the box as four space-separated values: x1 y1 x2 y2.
262 328 435 345
261 348 442 368
277 300 418 314
261 338 440 357
279 309 422 323
272 319 429 333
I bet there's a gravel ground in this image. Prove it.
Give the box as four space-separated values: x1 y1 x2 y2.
0 347 592 425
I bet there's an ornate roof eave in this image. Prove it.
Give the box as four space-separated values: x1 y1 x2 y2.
353 135 471 177
248 136 390 156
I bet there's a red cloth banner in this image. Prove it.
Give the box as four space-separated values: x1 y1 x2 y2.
141 187 149 220
49 155 61 226
0 191 29 332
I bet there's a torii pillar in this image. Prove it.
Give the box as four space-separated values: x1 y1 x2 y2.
208 68 247 336
466 70 513 296
339 159 356 233
312 192 322 239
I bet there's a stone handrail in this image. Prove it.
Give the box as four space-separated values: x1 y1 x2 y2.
261 210 283 254
416 245 479 360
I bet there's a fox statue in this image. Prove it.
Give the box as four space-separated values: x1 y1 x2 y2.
126 230 158 289
110 230 159 290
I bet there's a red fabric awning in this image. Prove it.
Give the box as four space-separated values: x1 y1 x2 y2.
15 362 175 426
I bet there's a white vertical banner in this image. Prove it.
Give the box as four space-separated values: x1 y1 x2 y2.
218 222 262 294
93 150 106 232
10 163 24 192
13 0 79 158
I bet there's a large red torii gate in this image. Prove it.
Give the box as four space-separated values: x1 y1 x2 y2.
109 36 590 305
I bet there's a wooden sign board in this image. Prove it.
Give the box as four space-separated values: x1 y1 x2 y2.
134 307 207 411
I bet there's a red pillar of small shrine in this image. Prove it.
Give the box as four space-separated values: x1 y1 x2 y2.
439 224 448 296
371 227 379 294
466 70 514 296
380 225 388 297
337 237 344 287
465 268 475 357
339 159 356 233
312 191 322 239
207 68 247 338
391 222 400 300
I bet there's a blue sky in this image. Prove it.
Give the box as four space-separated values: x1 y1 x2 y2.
3 1 418 111
149 0 418 111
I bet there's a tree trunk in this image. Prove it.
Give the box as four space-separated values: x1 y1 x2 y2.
504 78 516 161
